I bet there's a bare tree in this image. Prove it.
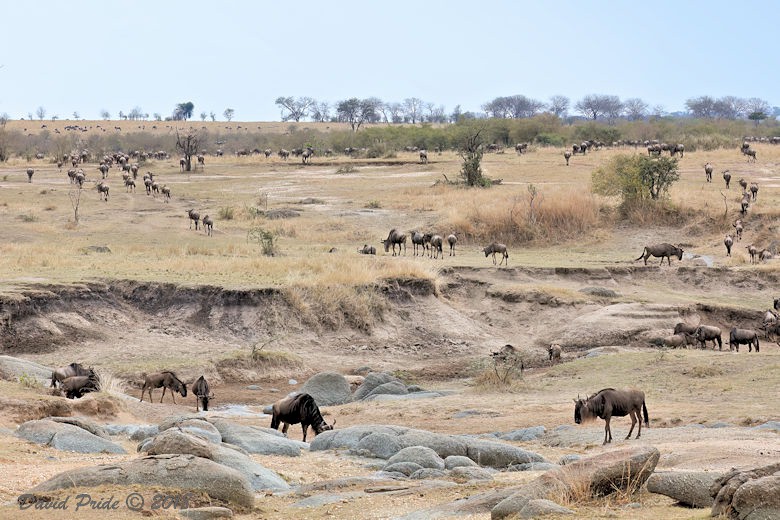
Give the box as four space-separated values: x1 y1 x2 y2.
68 182 83 224
403 98 424 124
209 112 216 122
575 94 622 120
176 129 201 172
685 96 717 118
200 112 208 121
223 108 235 121
100 109 111 120
548 95 570 118
623 98 648 121
388 102 403 124
36 106 46 120
274 96 315 122
310 101 330 123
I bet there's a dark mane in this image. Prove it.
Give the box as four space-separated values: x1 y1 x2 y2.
299 394 326 429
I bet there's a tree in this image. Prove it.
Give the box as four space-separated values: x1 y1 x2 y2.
685 96 717 118
0 113 9 162
129 107 144 120
311 101 330 123
36 106 46 120
153 113 162 121
175 129 201 172
622 98 648 121
223 108 235 122
458 126 487 186
592 154 679 204
200 112 207 121
575 94 622 120
548 95 570 118
336 97 379 131
209 112 216 122
73 111 80 120
402 98 424 124
274 96 315 122
173 101 195 120
100 109 111 120
712 96 745 119
745 98 770 125
483 95 544 119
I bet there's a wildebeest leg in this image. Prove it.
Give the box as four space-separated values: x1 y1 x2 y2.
301 423 309 442
604 416 612 444
626 410 637 440
281 423 290 437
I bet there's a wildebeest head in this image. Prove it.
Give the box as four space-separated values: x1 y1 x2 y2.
574 396 587 424
674 246 684 260
775 298 780 312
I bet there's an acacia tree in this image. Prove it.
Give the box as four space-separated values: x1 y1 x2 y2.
176 129 201 172
458 126 487 186
275 96 315 122
223 108 235 121
336 98 379 131
173 101 195 120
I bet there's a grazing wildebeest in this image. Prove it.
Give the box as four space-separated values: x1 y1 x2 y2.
670 143 684 158
722 170 731 189
26 168 34 182
759 249 773 262
574 388 648 445
187 209 200 230
96 182 109 201
179 158 186 171
693 325 723 350
724 234 733 257
447 233 457 256
140 371 187 404
674 322 699 337
704 163 713 183
750 183 758 201
746 244 758 264
662 333 689 349
419 150 428 164
548 344 562 364
202 215 213 236
382 229 407 256
634 243 684 266
192 375 213 412
483 242 509 266
358 244 376 255
563 150 572 166
745 149 757 162
51 362 92 388
429 234 444 259
410 231 425 256
729 328 759 352
302 148 313 164
161 185 171 202
733 219 743 241
270 393 334 442
61 371 99 399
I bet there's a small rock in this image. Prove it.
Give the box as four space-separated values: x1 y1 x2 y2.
383 462 424 476
178 506 234 519
519 499 574 518
246 385 261 391
558 454 581 465
410 468 447 480
499 426 546 442
579 286 619 298
444 456 478 470
288 379 297 385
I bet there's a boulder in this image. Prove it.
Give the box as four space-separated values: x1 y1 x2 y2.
353 373 401 401
0 355 53 384
450 466 494 482
299 372 352 405
353 432 402 459
579 286 620 298
508 462 559 472
386 446 445 470
399 488 516 520
16 420 126 454
142 429 289 491
49 417 110 439
27 454 254 507
444 455 478 470
362 381 408 400
178 507 233 519
177 419 222 444
647 471 720 508
383 462 424 476
753 421 780 432
492 446 659 519
410 468 448 480
519 499 574 518
499 426 546 442
209 419 304 456
465 439 547 468
559 454 581 465
711 462 780 519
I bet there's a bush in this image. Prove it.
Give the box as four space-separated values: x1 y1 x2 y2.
534 133 566 146
247 225 277 256
218 206 235 220
592 154 679 204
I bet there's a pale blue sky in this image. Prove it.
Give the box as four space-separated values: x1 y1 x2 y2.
1 0 778 121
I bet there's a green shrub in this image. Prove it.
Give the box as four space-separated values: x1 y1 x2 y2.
218 206 235 220
247 225 277 256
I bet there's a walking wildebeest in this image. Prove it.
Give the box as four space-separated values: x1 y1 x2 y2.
724 235 733 257
723 170 731 189
447 233 457 256
745 149 757 162
429 234 444 259
197 155 205 168
358 244 376 255
140 371 187 404
96 182 109 201
674 322 699 337
548 344 562 364
483 242 508 266
410 231 425 256
634 243 684 266
61 371 99 399
270 393 334 442
692 325 723 350
419 150 428 164
99 163 109 179
574 388 648 445
124 178 136 192
746 244 758 264
563 150 572 166
187 209 200 230
161 185 171 202
202 215 213 236
733 219 743 241
729 328 759 352
750 183 758 201
192 375 213 412
26 168 34 182
382 229 407 256
51 362 92 388
179 158 186 171
739 178 748 191
740 193 750 215
704 163 713 183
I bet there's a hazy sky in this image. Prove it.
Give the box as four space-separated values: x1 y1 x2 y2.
1 0 778 121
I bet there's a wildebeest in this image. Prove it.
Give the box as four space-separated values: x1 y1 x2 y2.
96 182 109 201
187 209 200 230
278 149 290 160
693 325 723 350
733 219 743 241
192 375 213 412
548 344 562 364
673 322 699 336
179 158 186 171
483 242 508 266
759 249 773 262
202 215 213 236
746 244 758 264
491 344 518 362
729 328 759 352
745 149 757 162
270 393 334 442
144 177 153 195
634 243 684 266
26 168 34 182
750 182 758 201
99 163 109 179
775 298 780 312
161 185 171 202
662 333 689 349
563 150 572 166
410 231 425 256
704 163 713 183
722 170 731 189
429 234 444 259
670 143 684 158
574 388 649 445
358 244 376 255
382 229 407 256
447 233 457 256
61 371 99 399
197 154 205 167
740 193 750 215
140 371 187 404
419 150 428 164
739 178 748 191
124 178 136 192
51 362 92 388
724 235 733 257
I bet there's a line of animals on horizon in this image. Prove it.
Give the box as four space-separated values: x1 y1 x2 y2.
49 366 333 442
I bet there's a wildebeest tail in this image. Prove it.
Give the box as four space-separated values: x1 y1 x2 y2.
202 395 209 412
642 400 649 427
634 247 647 261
